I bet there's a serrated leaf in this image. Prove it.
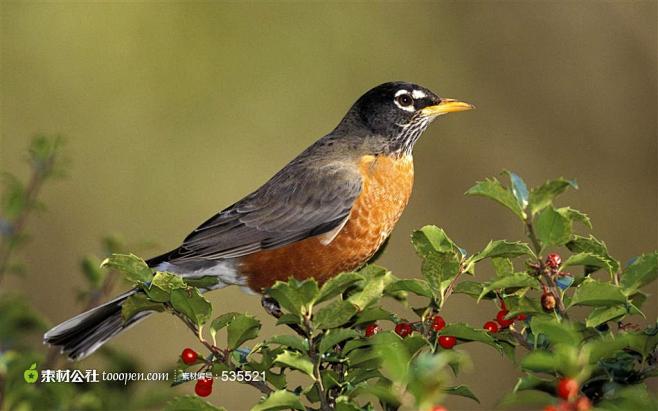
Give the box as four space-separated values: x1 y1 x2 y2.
472 240 534 262
439 323 496 346
209 312 239 343
561 252 613 274
101 254 152 284
347 266 393 310
384 279 432 298
453 280 496 299
445 385 480 403
266 335 309 353
170 288 212 326
535 206 572 248
250 390 305 411
184 276 220 289
465 178 525 220
557 207 592 229
528 178 578 215
498 390 557 409
529 317 580 346
276 313 301 326
480 273 540 300
566 235 620 273
492 258 514 278
504 170 529 210
146 271 187 302
166 395 224 411
569 279 627 307
411 225 459 255
314 300 358 329
586 305 628 328
621 252 658 294
353 307 396 325
273 351 315 379
521 351 558 373
226 314 261 350
121 293 165 321
319 328 360 354
316 272 363 303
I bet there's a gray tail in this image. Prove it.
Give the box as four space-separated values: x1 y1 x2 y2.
44 288 150 361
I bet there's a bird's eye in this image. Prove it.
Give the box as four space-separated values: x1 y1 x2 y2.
396 93 413 107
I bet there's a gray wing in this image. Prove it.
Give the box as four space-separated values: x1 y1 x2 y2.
156 162 362 263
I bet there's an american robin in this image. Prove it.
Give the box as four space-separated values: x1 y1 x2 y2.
44 81 473 360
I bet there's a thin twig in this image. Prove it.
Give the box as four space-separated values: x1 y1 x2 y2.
509 327 533 351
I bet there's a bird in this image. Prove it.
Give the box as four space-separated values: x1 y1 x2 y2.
44 81 474 360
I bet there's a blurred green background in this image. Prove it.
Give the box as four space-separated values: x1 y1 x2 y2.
1 2 656 410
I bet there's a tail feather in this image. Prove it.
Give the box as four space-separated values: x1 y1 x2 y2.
44 289 150 360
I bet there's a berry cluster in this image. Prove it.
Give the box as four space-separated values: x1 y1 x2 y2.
543 378 590 411
483 299 526 333
180 348 215 397
365 315 458 349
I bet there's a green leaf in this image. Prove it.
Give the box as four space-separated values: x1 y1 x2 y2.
504 170 529 210
101 253 152 284
319 329 360 354
146 271 187 302
498 390 557 409
411 225 459 255
445 385 480 403
465 178 525 220
170 288 212 326
535 206 572 248
384 279 432 298
528 178 578 215
184 276 221 289
514 374 554 393
569 279 627 307
480 273 540 300
566 235 620 273
209 312 239 343
347 266 393 310
268 279 319 317
372 333 410 381
265 335 309 353
314 300 358 329
472 240 534 262
226 314 261 350
529 317 580 346
492 258 514 278
561 252 613 274
557 207 592 229
353 307 396 325
273 350 315 379
250 390 305 411
166 395 224 411
621 252 658 294
276 313 301 326
439 323 496 346
121 293 165 321
586 305 628 328
316 272 363 303
453 280 495 299
521 351 558 373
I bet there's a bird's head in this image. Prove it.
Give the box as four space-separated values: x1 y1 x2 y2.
337 81 474 155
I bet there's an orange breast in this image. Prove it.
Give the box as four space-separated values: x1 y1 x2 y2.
240 154 414 292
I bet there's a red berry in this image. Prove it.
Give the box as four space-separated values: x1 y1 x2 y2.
195 377 213 397
544 406 558 411
574 396 591 411
556 378 579 401
496 310 514 328
431 315 446 332
395 322 412 338
517 313 527 321
431 406 448 411
546 253 562 268
542 292 557 312
181 348 198 365
484 321 499 333
365 323 381 337
438 335 457 349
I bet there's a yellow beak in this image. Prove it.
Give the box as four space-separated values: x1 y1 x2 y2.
420 98 475 117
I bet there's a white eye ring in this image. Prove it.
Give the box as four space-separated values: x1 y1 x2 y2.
393 90 415 112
